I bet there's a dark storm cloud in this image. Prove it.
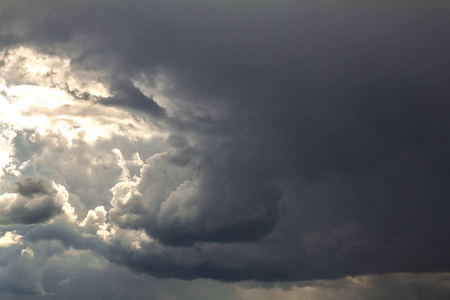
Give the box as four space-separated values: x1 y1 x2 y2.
1 0 450 283
103 236 306 282
0 178 63 225
98 78 166 118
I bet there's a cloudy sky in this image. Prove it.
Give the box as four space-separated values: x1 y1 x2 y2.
0 0 449 299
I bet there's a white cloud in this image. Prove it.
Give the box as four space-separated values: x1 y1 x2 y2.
0 127 17 177
0 46 167 222
79 206 108 237
0 231 22 247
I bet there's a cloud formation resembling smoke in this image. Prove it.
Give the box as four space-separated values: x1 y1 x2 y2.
0 0 450 298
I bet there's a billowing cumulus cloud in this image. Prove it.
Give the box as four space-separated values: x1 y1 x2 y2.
109 135 281 246
0 0 450 299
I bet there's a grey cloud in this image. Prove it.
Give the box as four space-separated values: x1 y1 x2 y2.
99 232 305 282
0 258 44 295
63 84 100 102
238 273 450 300
0 235 45 295
13 178 47 197
26 220 108 255
98 78 166 118
0 178 63 225
14 129 123 211
110 135 282 246
1 0 450 285
41 257 237 300
26 239 238 300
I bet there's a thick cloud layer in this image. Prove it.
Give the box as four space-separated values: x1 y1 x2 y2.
0 0 450 296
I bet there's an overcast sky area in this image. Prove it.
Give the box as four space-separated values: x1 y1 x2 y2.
0 0 449 299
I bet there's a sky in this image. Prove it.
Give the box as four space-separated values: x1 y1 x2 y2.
0 0 449 299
